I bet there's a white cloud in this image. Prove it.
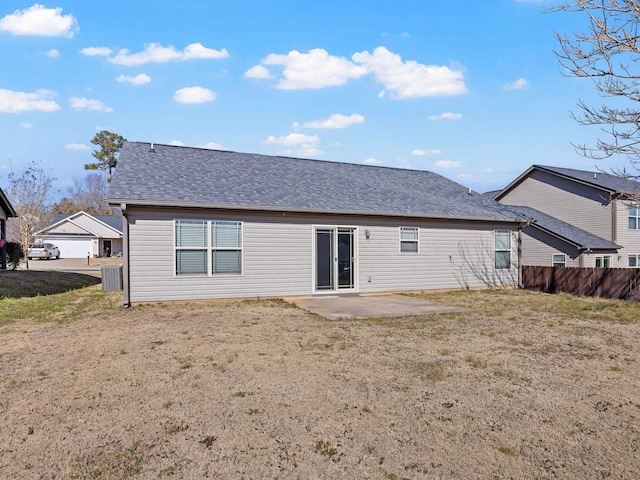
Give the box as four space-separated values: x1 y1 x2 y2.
0 4 78 38
363 158 384 165
504 77 529 90
265 133 321 157
116 73 151 85
262 49 367 89
173 86 216 104
266 133 319 146
196 141 224 150
109 42 229 66
81 46 112 57
428 112 463 121
434 160 461 168
252 47 468 99
46 49 60 58
70 97 114 112
65 143 89 151
20 122 32 128
170 140 185 146
412 148 441 156
352 46 468 99
301 113 364 129
0 88 59 113
244 65 273 79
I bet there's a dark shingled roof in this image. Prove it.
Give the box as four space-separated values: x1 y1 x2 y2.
506 205 619 250
0 187 16 217
107 142 525 223
534 165 640 195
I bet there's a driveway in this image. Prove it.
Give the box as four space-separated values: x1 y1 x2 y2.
290 293 469 320
21 257 123 273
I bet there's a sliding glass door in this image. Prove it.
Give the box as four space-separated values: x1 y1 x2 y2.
315 227 356 292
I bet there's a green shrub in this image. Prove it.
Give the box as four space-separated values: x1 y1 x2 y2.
6 242 23 270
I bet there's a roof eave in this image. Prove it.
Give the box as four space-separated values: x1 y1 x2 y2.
0 189 17 217
107 198 526 224
528 223 620 250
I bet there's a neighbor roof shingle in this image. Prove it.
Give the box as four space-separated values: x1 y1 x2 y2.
107 142 525 223
534 165 640 195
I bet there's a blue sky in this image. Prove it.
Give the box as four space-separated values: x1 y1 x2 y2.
0 0 624 197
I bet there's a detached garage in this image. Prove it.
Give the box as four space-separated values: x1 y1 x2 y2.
36 211 123 258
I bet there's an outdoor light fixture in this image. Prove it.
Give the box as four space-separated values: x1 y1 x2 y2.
365 229 370 240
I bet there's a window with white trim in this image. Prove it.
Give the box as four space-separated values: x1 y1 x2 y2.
629 205 640 229
629 255 639 268
595 255 611 268
175 220 207 275
211 221 242 274
552 254 566 267
175 220 242 276
400 227 419 253
494 230 511 269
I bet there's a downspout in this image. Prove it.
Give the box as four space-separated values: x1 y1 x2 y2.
611 197 617 243
517 223 525 289
0 219 6 270
121 203 131 307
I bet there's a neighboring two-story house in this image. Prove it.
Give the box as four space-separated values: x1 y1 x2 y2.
492 165 640 268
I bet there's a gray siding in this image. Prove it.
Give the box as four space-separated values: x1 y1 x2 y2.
614 199 640 267
126 207 520 302
520 227 582 267
501 170 612 240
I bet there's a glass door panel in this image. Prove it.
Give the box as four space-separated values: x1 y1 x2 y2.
337 229 354 289
315 229 334 290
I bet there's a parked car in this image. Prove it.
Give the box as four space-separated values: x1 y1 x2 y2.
27 243 60 260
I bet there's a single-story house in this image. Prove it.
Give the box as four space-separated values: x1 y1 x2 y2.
0 187 17 270
106 142 528 305
36 211 123 258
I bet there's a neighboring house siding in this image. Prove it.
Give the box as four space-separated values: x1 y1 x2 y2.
126 208 520 303
501 170 612 240
72 216 121 237
615 199 640 267
520 228 582 267
47 222 87 235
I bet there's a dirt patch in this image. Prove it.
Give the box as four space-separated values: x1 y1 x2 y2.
0 291 639 478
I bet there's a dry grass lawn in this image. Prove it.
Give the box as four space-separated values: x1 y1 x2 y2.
0 274 639 479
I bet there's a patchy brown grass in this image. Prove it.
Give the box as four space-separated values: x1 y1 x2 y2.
0 288 639 478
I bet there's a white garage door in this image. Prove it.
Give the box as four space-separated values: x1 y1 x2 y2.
46 239 94 258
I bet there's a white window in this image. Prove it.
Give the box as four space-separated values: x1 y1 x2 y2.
494 230 511 269
175 220 207 275
175 220 242 276
595 255 611 268
552 254 566 267
629 205 640 229
629 255 639 268
211 221 242 274
400 227 419 253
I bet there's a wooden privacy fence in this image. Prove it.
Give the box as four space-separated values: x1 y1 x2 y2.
522 266 640 301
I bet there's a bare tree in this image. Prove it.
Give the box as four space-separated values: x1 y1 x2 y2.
548 1 640 177
52 173 115 215
6 162 55 269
